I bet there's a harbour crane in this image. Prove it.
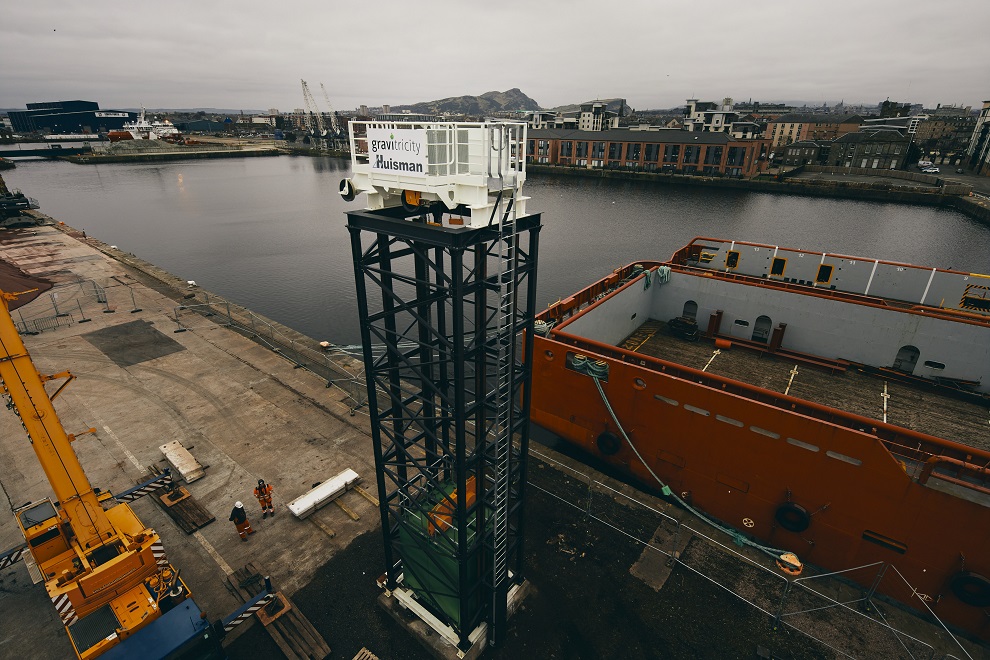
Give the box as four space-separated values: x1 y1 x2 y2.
319 82 341 136
300 79 326 138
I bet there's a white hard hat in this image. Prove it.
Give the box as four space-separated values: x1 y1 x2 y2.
235 501 243 508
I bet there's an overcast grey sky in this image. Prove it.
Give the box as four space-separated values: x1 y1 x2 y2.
3 1 988 113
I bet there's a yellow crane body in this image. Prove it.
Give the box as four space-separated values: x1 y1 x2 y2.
0 290 191 659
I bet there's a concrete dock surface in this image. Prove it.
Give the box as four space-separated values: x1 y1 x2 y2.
0 222 376 658
1 221 987 660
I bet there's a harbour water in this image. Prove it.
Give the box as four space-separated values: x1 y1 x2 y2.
5 156 989 345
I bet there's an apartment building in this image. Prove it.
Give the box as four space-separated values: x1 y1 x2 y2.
912 105 975 165
968 100 990 176
781 141 828 166
527 129 769 177
578 102 620 131
765 113 863 148
682 98 738 132
829 130 910 169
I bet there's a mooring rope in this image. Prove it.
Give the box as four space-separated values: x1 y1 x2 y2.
576 361 800 571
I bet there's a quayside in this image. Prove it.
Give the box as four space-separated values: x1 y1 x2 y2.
529 237 990 643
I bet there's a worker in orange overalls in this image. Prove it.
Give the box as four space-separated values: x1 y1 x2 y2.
254 478 275 518
229 501 254 541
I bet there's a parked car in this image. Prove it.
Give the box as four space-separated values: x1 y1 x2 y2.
922 167 940 174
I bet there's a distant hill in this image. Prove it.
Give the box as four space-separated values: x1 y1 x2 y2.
551 98 632 115
394 88 541 115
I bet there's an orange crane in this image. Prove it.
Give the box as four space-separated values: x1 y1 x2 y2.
0 289 225 659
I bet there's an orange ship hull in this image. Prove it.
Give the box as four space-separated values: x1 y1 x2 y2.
529 238 990 643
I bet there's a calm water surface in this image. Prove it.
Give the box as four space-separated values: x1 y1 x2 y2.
6 157 989 345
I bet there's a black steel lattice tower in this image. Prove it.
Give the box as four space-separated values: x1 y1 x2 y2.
347 201 541 650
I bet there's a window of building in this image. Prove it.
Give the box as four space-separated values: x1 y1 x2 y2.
527 140 535 155
592 142 605 158
560 141 573 157
704 146 723 165
726 147 745 166
627 143 642 160
608 143 622 159
576 141 588 157
683 145 700 164
663 144 680 163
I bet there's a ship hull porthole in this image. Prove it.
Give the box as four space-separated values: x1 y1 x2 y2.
596 431 621 456
949 571 990 607
774 502 811 533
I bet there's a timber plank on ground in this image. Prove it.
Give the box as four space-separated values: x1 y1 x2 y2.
142 464 215 533
227 561 331 660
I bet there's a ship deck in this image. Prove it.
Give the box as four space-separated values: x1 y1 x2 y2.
623 319 990 453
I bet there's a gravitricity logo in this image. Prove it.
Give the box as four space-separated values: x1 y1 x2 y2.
370 133 422 156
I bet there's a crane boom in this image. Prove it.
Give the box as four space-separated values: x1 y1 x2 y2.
0 291 115 549
299 79 315 135
0 289 212 660
300 79 325 137
320 82 341 135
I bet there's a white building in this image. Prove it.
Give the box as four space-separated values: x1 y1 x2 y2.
578 102 619 131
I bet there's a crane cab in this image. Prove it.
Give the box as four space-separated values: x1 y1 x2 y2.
16 499 68 570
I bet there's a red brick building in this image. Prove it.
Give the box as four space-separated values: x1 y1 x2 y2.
527 129 770 177
765 113 863 149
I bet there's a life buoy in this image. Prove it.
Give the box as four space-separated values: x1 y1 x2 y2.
949 571 990 607
596 431 621 456
774 502 811 533
339 178 356 202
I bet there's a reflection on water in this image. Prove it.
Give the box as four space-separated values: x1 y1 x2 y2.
5 158 989 345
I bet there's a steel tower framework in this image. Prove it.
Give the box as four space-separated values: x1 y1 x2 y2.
347 205 541 650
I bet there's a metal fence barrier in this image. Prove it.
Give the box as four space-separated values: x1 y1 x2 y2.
170 293 368 411
12 280 369 411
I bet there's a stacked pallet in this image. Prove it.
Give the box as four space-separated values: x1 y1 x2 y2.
142 464 215 533
228 561 331 660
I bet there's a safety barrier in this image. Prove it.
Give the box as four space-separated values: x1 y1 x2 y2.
170 292 368 411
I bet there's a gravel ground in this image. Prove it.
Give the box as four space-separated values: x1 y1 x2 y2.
227 454 836 660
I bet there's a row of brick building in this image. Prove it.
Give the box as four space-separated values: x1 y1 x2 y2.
526 129 769 177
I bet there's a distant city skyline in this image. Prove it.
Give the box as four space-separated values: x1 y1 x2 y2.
2 1 986 113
